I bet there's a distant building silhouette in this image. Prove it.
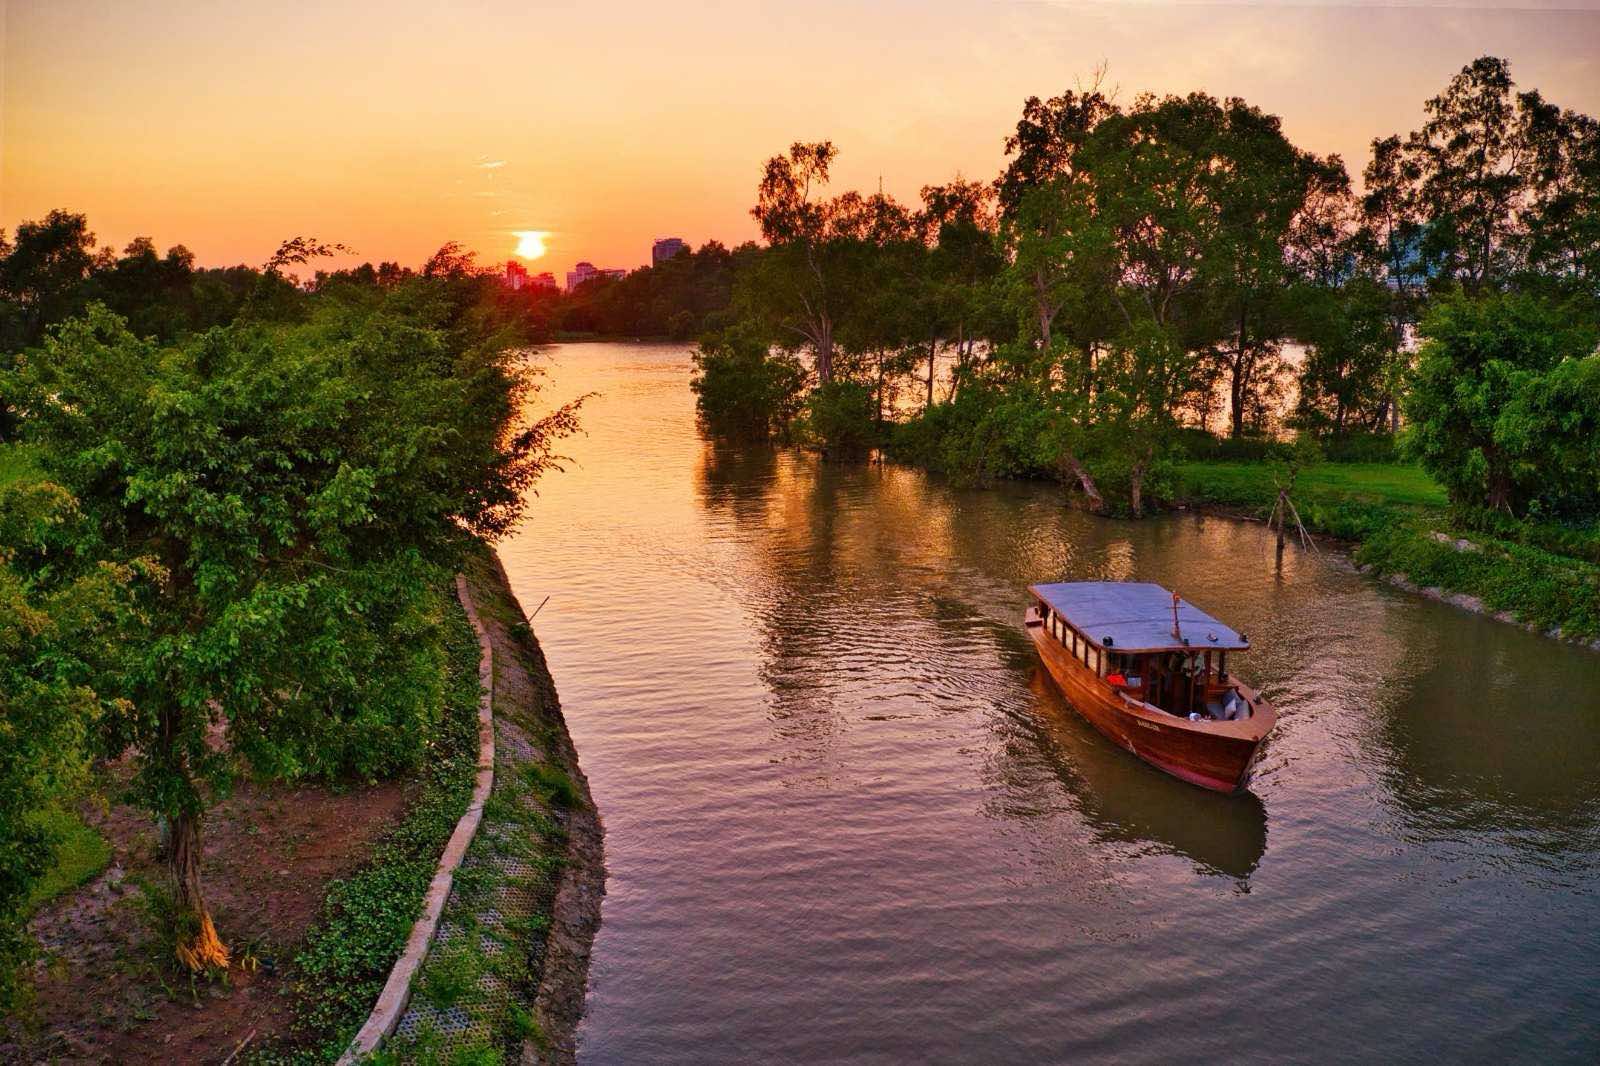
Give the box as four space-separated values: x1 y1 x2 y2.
504 261 557 292
566 261 626 292
651 237 688 267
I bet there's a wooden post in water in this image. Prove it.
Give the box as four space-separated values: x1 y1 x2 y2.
1274 488 1287 570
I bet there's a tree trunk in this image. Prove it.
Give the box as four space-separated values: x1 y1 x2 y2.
875 353 885 426
1274 490 1287 570
816 316 834 384
171 810 230 971
927 333 936 410
1034 269 1053 350
1060 450 1105 513
1230 308 1248 439
948 326 967 403
1130 459 1147 518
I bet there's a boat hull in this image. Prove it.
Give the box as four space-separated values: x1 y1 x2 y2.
1027 613 1274 794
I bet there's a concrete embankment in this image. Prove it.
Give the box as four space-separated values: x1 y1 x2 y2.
472 549 606 1064
345 547 605 1064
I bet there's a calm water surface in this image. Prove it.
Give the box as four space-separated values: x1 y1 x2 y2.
499 342 1600 1064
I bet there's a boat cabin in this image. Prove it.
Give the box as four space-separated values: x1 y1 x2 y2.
1029 581 1254 722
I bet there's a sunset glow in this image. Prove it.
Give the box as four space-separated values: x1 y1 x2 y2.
514 231 549 261
4 2 1597 277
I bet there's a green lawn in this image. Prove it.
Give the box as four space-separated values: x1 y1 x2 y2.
25 807 112 913
1173 459 1600 641
1173 460 1447 515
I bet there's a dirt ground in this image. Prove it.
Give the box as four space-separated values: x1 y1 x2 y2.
2 774 415 1064
3 551 602 1066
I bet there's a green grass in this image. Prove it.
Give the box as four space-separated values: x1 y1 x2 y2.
1357 520 1600 640
1172 459 1600 642
25 807 112 913
521 762 579 810
1173 460 1447 514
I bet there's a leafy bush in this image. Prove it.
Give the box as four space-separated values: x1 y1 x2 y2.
0 475 133 1010
1173 429 1284 463
1458 508 1600 565
689 329 807 439
1321 430 1398 464
270 589 482 1061
1404 289 1600 517
798 380 878 461
1083 452 1177 516
886 381 1055 485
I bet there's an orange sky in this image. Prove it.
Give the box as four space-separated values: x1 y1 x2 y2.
4 1 1598 278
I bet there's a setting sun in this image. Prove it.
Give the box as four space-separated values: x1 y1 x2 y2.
513 231 548 260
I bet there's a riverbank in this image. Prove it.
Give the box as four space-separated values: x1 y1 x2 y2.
1172 460 1600 648
0 549 603 1062
376 549 604 1064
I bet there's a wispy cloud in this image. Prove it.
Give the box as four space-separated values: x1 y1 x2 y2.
477 159 508 169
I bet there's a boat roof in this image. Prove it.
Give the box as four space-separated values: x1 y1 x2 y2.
1029 581 1250 654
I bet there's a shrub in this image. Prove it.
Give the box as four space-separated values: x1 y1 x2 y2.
689 329 807 439
797 380 878 461
274 591 482 1060
886 381 1056 486
522 763 579 810
1321 430 1398 464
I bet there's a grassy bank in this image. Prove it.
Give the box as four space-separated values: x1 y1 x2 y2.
1172 460 1600 644
373 547 603 1065
22 808 111 914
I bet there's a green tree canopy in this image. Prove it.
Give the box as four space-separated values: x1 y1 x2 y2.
1405 289 1599 516
3 293 579 968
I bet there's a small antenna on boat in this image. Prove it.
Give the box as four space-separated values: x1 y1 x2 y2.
1171 591 1182 640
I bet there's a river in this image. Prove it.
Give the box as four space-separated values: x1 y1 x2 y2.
497 342 1600 1064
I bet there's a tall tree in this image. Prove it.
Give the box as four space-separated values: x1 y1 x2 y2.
0 212 99 439
917 179 1004 405
1085 93 1235 506
90 237 198 342
1515 89 1600 292
1409 57 1529 291
749 141 851 382
996 88 1119 352
1200 100 1327 438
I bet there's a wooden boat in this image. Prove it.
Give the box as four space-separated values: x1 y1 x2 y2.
1025 581 1276 794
